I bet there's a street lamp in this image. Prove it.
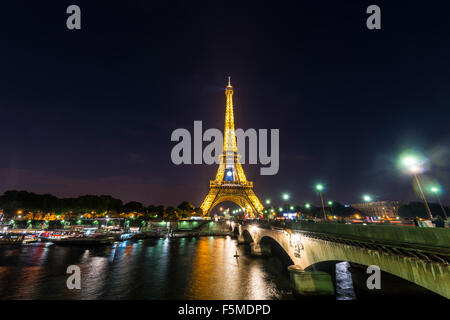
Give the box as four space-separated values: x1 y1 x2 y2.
282 193 290 201
265 199 271 205
305 203 311 209
430 186 448 220
315 184 327 221
400 154 433 220
363 195 372 202
327 201 333 216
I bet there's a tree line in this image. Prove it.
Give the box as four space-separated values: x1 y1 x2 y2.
0 190 202 220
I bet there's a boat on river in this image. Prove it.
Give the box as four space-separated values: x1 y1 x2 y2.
0 234 38 245
51 235 115 246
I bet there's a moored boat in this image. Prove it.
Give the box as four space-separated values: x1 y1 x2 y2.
0 234 38 245
51 236 115 246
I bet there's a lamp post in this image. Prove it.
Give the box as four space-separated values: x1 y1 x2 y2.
315 184 327 221
327 201 334 218
430 186 448 220
401 155 433 220
281 193 290 216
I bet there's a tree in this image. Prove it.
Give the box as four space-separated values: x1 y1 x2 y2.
122 201 144 213
155 205 165 218
164 206 178 220
398 202 448 219
194 207 203 217
177 201 195 218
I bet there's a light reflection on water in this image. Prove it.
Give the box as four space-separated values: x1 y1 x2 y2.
335 261 356 300
0 237 292 300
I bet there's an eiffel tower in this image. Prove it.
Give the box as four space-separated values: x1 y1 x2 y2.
200 77 264 218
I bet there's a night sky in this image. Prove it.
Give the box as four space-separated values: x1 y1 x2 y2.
1 1 450 207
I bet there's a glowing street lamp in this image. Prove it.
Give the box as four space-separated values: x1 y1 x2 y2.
265 199 271 205
315 184 327 221
282 193 290 201
400 153 432 220
363 195 372 202
430 186 448 220
305 203 311 209
327 201 334 216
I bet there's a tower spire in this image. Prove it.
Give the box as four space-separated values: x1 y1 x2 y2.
228 76 231 87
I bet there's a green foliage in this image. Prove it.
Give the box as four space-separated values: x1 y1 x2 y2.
0 190 123 218
0 190 206 221
122 201 144 213
398 202 448 219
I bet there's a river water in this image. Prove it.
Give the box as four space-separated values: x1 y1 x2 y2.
0 236 356 300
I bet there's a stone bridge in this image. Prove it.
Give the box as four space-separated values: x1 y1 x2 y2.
230 221 450 298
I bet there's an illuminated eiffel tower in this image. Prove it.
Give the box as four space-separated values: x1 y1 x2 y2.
200 77 264 218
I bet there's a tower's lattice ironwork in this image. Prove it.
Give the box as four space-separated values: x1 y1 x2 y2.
200 78 264 218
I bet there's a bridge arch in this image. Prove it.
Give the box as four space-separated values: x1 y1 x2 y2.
259 235 295 267
242 229 254 243
239 224 450 298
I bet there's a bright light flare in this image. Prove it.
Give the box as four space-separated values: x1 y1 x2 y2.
402 156 418 167
399 151 428 175
409 165 423 174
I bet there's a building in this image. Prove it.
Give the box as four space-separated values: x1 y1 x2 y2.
351 201 401 218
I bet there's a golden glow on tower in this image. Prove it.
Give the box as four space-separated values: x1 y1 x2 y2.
200 78 264 217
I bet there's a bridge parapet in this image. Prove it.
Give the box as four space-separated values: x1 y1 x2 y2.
256 221 450 252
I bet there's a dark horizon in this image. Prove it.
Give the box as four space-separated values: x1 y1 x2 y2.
1 1 450 207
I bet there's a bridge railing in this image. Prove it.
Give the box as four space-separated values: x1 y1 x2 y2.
253 220 450 251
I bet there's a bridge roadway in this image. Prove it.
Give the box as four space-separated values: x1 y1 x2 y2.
230 220 450 298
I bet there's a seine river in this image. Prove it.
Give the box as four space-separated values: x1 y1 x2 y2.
0 236 357 300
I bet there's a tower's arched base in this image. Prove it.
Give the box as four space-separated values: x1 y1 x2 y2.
200 185 263 218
